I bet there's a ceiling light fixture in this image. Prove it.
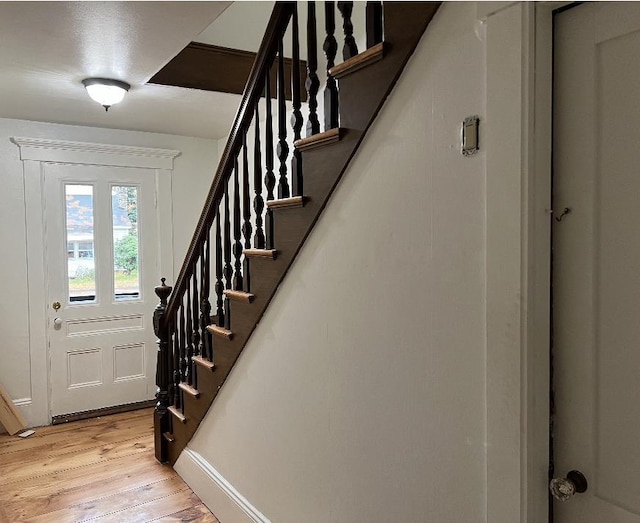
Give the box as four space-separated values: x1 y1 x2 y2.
82 78 130 112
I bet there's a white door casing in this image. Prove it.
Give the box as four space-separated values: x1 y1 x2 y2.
13 137 178 426
483 2 554 521
44 163 158 416
553 2 640 521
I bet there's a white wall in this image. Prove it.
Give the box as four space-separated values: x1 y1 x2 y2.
180 3 488 522
0 117 218 426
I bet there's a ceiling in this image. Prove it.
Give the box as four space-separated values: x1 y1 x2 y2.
0 1 262 140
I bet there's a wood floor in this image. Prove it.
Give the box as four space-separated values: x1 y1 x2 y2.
0 408 219 522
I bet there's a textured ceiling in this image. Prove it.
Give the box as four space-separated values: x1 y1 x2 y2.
0 1 240 139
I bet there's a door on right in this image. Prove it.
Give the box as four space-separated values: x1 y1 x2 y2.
553 2 640 522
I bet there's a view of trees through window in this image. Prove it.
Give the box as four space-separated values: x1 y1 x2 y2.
66 185 96 301
112 186 140 299
65 184 140 302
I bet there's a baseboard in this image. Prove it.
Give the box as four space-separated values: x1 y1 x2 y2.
175 448 270 523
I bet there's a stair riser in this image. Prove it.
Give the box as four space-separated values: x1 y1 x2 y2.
167 416 193 464
181 384 211 422
339 3 440 132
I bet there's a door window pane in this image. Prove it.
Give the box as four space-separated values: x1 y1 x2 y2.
66 185 96 302
112 186 140 300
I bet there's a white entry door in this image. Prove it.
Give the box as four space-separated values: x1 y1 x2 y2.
553 2 640 521
44 163 159 417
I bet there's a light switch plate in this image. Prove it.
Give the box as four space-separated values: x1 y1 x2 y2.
462 115 479 156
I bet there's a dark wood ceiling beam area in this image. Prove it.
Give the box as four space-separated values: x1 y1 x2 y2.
149 42 307 101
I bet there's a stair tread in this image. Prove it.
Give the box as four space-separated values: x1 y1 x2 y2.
243 248 277 259
207 324 234 340
329 42 385 79
192 355 215 370
266 196 305 210
223 289 255 303
168 405 186 423
178 382 200 398
294 128 340 152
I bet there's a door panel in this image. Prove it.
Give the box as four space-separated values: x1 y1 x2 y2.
554 3 640 521
44 163 158 417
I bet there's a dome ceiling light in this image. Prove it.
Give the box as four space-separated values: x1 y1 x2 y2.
82 78 130 112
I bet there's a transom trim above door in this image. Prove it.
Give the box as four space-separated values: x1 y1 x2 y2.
11 137 180 169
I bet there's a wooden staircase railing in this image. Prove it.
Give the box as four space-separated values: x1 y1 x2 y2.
154 1 441 465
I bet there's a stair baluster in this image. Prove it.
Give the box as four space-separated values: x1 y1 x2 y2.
241 130 252 292
306 1 320 137
290 4 304 197
191 269 200 388
167 326 175 409
232 154 243 292
215 209 225 329
185 285 193 386
264 70 276 250
366 1 383 48
223 179 233 330
179 303 187 406
171 324 181 408
323 1 339 130
338 1 358 60
253 102 266 249
199 234 212 361
276 40 290 199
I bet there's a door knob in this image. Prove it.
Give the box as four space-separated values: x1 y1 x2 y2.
52 301 61 311
550 470 588 502
53 317 63 330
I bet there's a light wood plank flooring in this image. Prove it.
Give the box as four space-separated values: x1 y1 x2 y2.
0 408 219 522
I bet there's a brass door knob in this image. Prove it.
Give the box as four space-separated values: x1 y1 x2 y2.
52 301 61 311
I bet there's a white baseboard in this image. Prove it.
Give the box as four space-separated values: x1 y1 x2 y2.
175 448 271 523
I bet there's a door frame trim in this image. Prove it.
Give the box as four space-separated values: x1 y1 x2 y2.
11 137 180 169
13 137 179 427
482 2 569 521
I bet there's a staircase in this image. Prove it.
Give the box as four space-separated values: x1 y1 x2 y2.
153 1 441 465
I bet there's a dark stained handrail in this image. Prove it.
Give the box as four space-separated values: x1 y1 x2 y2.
161 2 296 328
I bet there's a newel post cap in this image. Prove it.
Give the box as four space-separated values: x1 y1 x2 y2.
155 278 172 305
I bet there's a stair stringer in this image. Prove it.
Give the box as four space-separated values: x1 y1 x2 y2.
166 2 441 465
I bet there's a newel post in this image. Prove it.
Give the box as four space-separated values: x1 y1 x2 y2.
153 277 172 463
